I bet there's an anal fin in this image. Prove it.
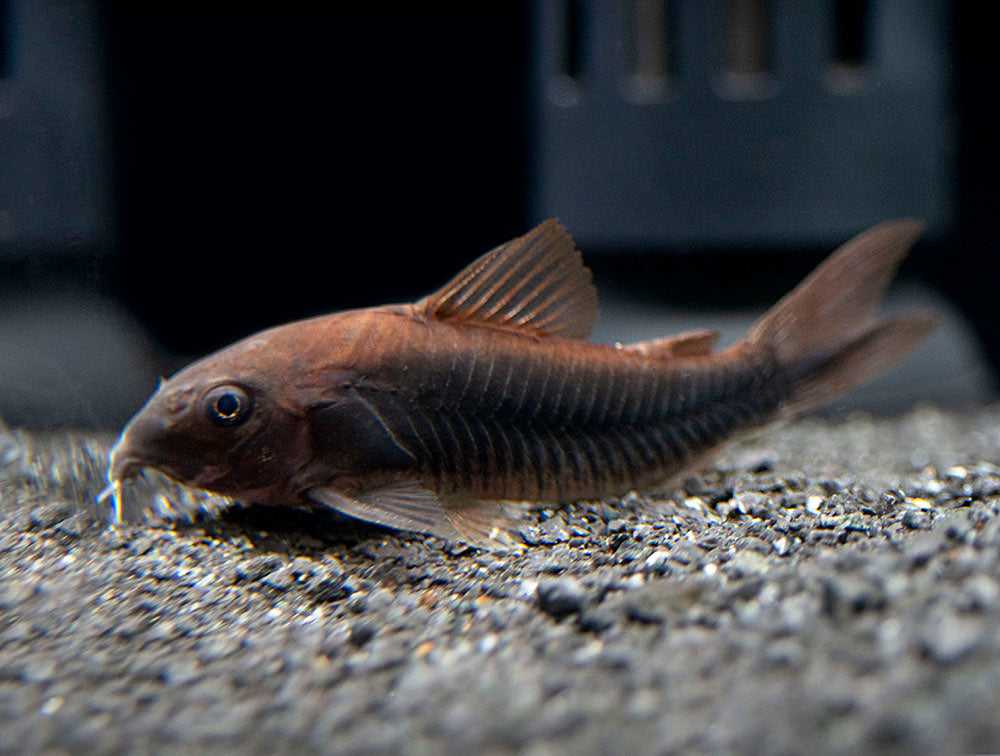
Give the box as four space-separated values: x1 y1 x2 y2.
443 498 524 548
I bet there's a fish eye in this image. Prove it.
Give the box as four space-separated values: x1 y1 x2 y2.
203 385 252 427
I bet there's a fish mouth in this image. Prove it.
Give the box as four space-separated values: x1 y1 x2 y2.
106 452 145 487
101 415 188 488
97 450 203 525
103 428 158 488
97 440 151 524
103 442 204 491
98 434 232 525
98 427 192 523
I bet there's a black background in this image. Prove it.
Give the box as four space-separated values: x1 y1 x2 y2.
104 4 529 355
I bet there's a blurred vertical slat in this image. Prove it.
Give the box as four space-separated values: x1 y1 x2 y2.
725 0 770 75
0 0 112 255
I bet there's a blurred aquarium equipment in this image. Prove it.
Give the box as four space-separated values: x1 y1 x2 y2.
0 0 159 428
529 0 953 247
0 0 111 250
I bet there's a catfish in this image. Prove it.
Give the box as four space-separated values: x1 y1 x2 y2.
102 220 934 542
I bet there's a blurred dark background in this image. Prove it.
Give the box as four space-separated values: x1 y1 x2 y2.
0 1 997 428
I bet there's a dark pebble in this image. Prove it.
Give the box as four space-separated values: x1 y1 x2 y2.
344 592 369 613
902 510 933 530
863 492 901 516
822 575 887 618
537 577 589 618
260 565 298 591
904 532 946 568
784 492 807 508
734 492 771 518
933 510 973 542
29 501 75 530
763 638 804 668
307 577 349 603
53 513 86 537
623 591 668 625
125 534 156 556
817 478 846 495
348 622 377 648
957 575 1000 612
606 519 628 534
234 555 284 583
971 475 1000 498
724 576 766 603
536 559 566 575
577 605 617 633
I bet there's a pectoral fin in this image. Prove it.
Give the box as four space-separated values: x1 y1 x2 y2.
308 480 523 548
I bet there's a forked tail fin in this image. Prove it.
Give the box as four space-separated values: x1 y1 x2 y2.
743 220 936 416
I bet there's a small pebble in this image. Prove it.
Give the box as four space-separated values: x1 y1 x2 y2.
822 575 887 618
901 509 933 531
537 577 588 618
920 611 984 665
234 555 284 583
605 518 627 534
29 501 75 530
577 606 617 634
349 622 377 648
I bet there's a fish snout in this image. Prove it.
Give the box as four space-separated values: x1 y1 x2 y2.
99 414 174 523
105 415 171 485
106 450 144 487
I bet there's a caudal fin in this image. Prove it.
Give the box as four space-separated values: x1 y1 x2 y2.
743 220 936 416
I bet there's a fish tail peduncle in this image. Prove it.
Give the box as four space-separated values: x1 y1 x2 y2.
741 220 935 416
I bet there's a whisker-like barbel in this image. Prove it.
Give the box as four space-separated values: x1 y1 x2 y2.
95 479 123 525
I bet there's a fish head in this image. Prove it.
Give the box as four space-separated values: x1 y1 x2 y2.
106 351 310 504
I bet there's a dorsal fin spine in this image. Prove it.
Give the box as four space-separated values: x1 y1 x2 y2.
481 246 552 318
419 220 598 339
457 253 509 309
489 249 557 318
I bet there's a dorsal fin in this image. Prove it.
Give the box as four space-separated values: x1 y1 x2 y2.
417 220 599 339
622 329 720 360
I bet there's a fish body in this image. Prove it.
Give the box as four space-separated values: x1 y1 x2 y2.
106 221 934 542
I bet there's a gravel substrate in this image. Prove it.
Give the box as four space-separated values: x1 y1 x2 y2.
3 404 1000 754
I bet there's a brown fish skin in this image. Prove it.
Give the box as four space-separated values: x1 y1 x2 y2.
105 220 934 542
301 311 780 504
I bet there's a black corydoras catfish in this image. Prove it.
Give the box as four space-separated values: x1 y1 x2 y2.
103 220 934 542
